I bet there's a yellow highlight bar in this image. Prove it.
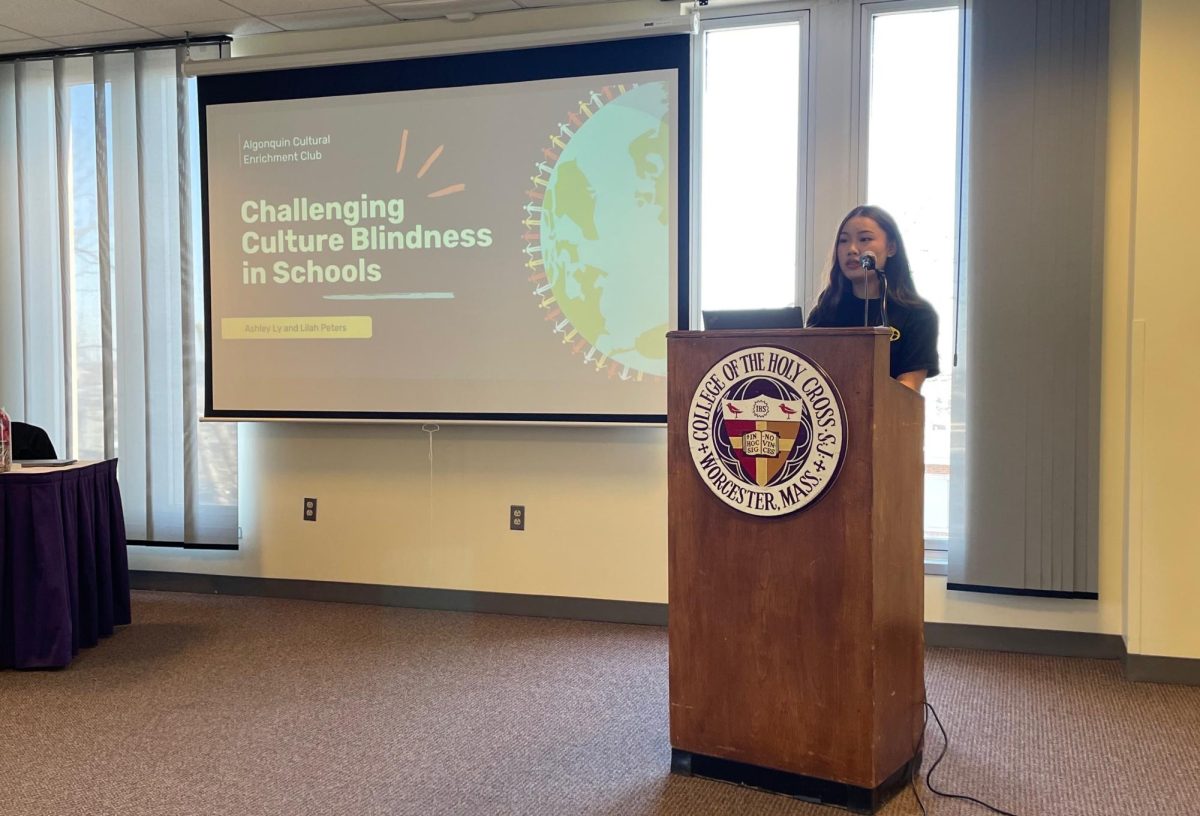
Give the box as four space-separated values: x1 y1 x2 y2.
222 316 372 340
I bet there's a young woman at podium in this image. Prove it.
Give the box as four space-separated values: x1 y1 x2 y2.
806 205 939 393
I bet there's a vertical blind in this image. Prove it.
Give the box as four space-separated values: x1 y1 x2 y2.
950 0 1108 595
0 44 236 545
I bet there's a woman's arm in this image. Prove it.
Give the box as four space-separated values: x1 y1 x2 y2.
896 369 927 393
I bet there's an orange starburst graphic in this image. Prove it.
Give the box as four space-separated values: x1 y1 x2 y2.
396 129 465 198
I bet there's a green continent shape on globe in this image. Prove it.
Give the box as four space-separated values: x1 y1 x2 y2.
540 82 671 377
629 116 670 227
547 240 606 343
547 160 599 241
634 322 668 361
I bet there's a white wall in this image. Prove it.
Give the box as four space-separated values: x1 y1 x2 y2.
1105 0 1140 652
134 0 1199 656
1120 0 1200 659
133 422 668 601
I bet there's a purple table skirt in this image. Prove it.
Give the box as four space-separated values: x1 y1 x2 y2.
0 459 131 669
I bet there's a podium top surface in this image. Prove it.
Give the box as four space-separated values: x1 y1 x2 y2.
667 326 891 340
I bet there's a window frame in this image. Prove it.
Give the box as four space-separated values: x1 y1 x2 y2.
857 0 965 559
690 5 812 326
855 0 966 205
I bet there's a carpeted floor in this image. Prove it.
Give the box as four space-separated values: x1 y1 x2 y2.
2 591 1198 816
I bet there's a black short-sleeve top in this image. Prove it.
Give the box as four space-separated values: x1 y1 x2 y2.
808 294 940 380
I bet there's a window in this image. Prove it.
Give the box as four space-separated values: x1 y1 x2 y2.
697 14 808 312
1 45 235 545
862 1 961 551
696 1 962 557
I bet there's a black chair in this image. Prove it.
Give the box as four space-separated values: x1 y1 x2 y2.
11 421 57 460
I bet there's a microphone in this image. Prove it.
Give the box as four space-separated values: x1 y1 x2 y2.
857 253 878 327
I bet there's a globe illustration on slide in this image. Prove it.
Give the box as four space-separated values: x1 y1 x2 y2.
525 82 671 379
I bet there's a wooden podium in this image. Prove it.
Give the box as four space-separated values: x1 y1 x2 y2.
666 327 925 813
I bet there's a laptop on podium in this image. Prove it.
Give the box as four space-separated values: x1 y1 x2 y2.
701 306 805 331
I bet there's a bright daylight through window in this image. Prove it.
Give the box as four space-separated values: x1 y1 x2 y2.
866 5 960 548
700 21 804 311
65 70 236 522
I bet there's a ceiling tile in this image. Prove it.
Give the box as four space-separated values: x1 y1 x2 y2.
0 38 58 55
223 0 370 16
0 0 131 38
81 0 246 27
0 25 34 42
49 27 163 47
151 18 283 38
380 0 519 20
265 6 397 30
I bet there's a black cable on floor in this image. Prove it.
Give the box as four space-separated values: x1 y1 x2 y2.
921 700 1021 816
908 702 928 816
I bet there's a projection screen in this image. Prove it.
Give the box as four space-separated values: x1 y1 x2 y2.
199 35 690 422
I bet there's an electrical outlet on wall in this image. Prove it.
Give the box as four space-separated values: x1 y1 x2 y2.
510 505 525 531
303 498 317 522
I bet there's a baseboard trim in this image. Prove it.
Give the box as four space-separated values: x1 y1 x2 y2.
924 622 1125 659
1124 653 1200 686
128 572 1198 684
129 571 668 626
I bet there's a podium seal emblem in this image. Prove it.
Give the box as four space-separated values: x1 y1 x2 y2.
686 346 846 517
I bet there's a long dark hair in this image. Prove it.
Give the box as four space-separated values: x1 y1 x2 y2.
808 205 924 326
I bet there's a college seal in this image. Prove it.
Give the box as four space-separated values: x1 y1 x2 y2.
687 346 846 517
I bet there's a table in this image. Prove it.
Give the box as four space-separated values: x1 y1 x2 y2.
0 460 131 669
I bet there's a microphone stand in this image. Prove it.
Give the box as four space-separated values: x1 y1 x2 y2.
859 258 878 328
860 257 872 327
878 269 889 330
858 255 890 330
